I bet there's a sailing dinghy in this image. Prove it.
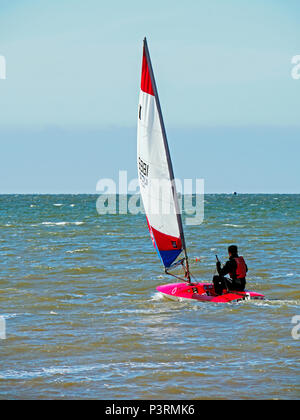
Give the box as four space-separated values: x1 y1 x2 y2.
137 38 264 303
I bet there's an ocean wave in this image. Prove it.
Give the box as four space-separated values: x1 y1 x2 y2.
40 222 85 226
249 299 300 308
222 224 246 228
66 248 90 254
61 266 106 274
0 313 31 319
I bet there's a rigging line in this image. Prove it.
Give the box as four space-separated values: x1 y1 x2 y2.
165 263 196 285
167 258 186 270
165 270 192 284
189 271 198 283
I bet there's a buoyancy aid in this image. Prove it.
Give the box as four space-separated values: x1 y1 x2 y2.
235 256 247 278
229 256 247 279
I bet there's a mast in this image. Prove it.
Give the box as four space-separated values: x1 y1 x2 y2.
143 38 191 282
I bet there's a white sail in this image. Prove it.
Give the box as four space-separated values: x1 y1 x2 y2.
137 38 188 272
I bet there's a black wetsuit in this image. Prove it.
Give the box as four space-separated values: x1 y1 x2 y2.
213 254 247 295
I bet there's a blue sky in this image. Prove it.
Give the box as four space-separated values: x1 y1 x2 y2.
0 0 299 193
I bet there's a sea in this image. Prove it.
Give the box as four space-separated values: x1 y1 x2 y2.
0 194 299 400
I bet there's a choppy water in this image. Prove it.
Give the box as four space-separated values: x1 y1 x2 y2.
0 194 299 400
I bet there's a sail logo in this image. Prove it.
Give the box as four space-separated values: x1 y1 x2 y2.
0 55 6 80
0 316 6 339
138 157 149 188
291 55 300 80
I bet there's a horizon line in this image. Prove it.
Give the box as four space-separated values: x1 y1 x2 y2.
0 192 299 195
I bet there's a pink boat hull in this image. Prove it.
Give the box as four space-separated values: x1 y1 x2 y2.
156 282 265 303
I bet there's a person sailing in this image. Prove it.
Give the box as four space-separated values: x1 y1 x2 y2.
213 245 248 295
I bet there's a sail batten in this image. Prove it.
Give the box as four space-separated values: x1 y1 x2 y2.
137 38 189 273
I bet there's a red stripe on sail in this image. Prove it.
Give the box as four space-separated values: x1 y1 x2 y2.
151 226 182 251
146 217 182 251
141 47 154 96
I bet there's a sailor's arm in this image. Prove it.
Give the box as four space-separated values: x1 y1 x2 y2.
217 260 234 276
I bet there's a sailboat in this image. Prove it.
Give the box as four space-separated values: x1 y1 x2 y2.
137 38 264 303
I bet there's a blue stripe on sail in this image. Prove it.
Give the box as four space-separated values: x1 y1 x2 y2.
159 249 182 268
148 220 182 268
